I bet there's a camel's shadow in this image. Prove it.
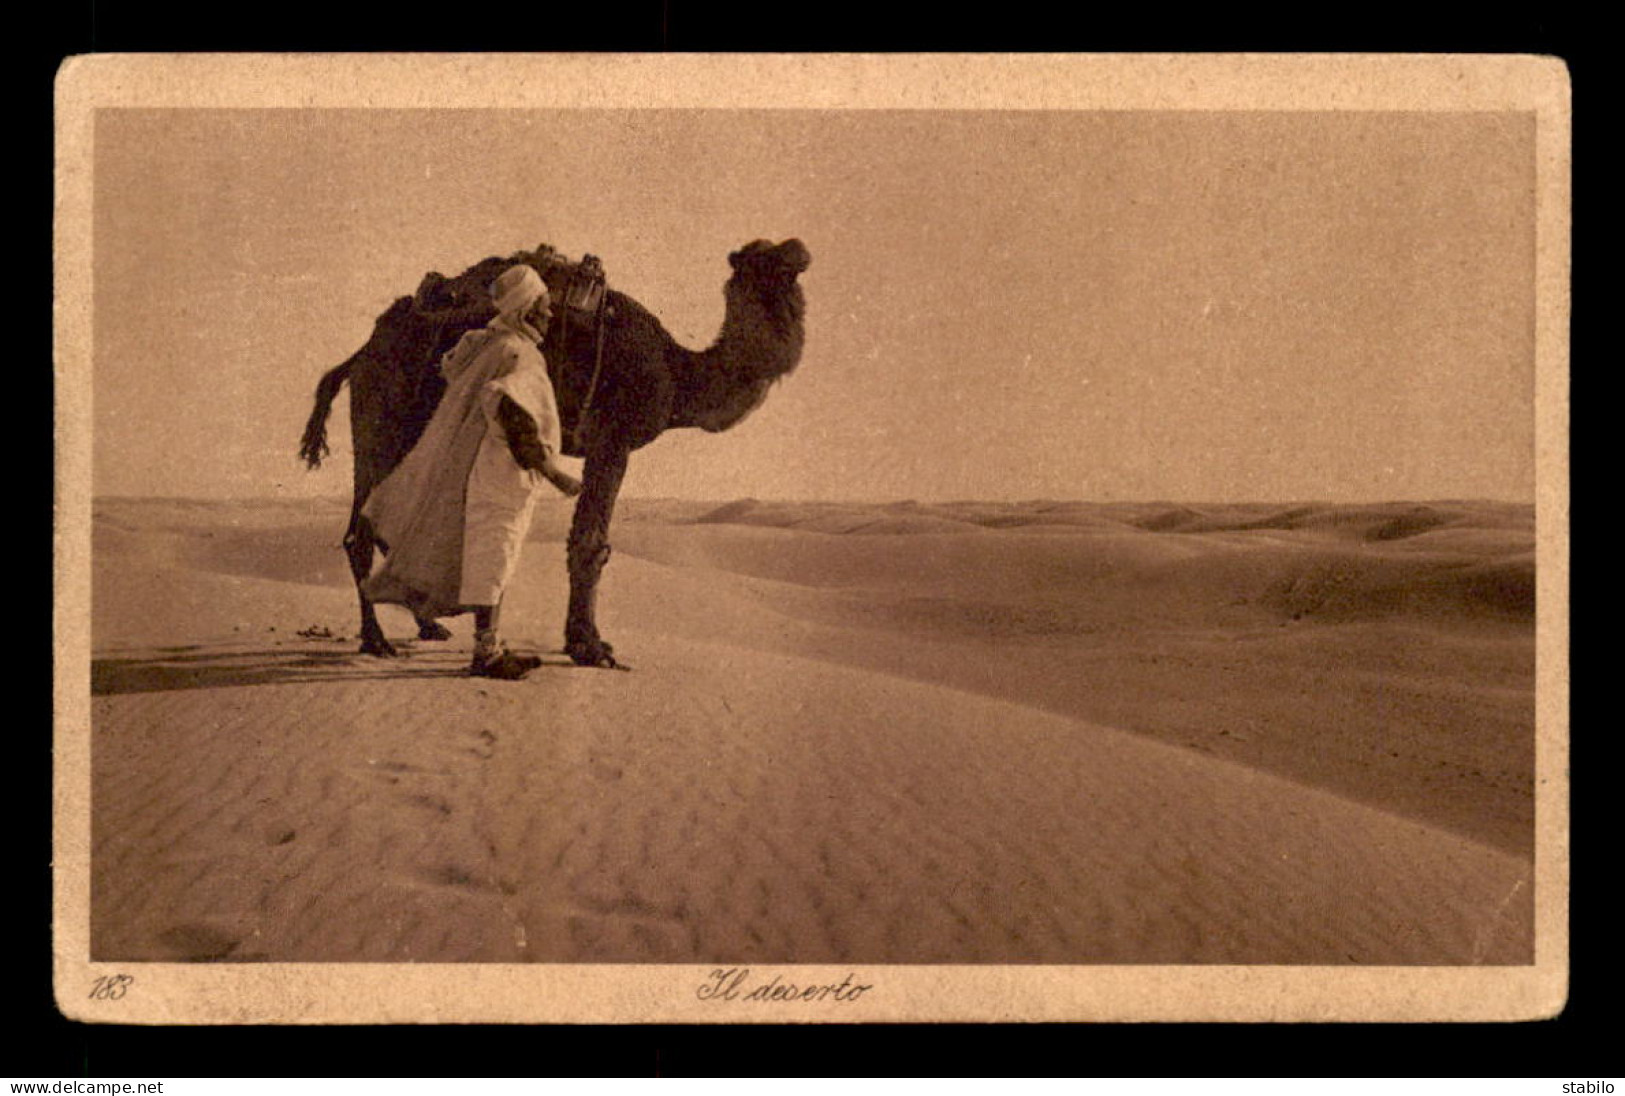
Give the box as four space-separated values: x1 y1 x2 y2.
90 642 577 696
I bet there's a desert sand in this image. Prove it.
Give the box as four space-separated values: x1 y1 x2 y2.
85 495 1536 964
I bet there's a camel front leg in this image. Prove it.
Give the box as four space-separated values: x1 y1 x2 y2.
565 446 629 669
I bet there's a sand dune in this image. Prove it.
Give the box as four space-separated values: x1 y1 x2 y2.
86 496 1536 963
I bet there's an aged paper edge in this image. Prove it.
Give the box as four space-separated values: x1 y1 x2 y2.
52 52 1572 1025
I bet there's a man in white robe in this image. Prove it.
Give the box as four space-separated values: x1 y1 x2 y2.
361 264 580 679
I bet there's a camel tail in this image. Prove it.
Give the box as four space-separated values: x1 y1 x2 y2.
299 359 354 470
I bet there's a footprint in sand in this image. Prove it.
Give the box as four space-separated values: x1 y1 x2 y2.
406 792 454 816
588 754 624 782
156 923 242 962
363 758 449 789
417 863 490 891
558 893 692 957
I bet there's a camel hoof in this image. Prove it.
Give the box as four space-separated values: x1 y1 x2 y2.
360 637 400 658
566 640 627 671
417 621 453 641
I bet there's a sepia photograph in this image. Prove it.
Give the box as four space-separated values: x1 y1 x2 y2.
53 54 1570 1023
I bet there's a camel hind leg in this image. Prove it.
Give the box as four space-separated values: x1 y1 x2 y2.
416 617 453 641
344 511 399 657
347 506 451 651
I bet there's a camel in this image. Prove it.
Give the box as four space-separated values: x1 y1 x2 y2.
299 238 811 668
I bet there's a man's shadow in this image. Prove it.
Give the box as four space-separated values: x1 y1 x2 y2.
90 643 576 696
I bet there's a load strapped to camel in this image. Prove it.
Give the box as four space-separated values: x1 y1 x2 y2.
406 243 608 334
525 244 607 324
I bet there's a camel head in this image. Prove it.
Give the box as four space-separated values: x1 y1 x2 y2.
722 237 810 365
688 238 811 434
729 237 812 278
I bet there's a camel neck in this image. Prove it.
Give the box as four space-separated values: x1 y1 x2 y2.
674 280 805 432
702 279 805 377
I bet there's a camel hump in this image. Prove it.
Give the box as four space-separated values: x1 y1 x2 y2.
414 272 450 309
379 296 415 325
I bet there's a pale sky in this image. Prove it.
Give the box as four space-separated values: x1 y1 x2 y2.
91 108 1536 502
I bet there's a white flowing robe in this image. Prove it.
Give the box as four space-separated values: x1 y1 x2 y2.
361 314 562 615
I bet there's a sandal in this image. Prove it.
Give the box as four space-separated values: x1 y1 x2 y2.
469 646 543 680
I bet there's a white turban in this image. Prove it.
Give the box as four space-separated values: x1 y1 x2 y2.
491 264 548 317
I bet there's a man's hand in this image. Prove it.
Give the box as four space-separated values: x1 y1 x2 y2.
498 395 581 496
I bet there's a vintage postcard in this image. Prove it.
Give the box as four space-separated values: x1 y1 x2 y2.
53 53 1570 1023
